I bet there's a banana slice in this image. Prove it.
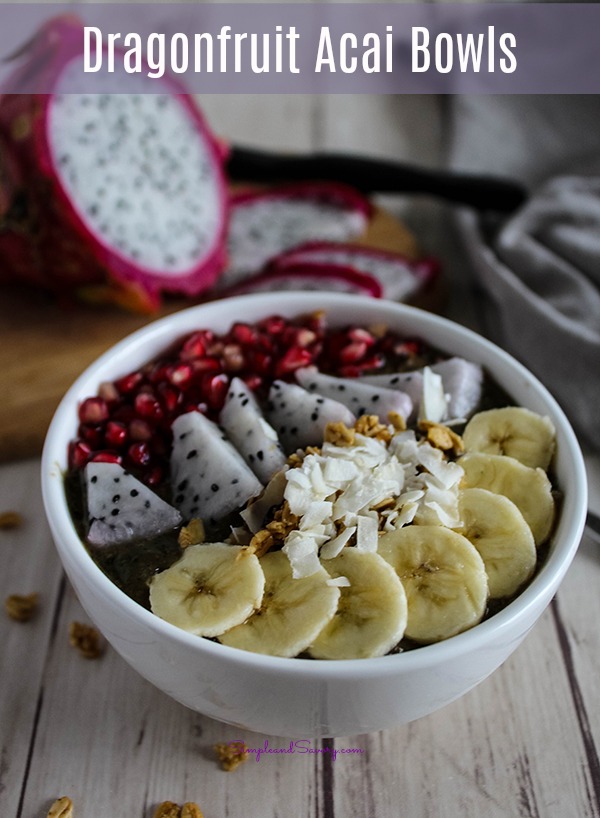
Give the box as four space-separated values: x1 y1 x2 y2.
458 488 537 599
149 543 264 637
378 525 488 644
462 407 555 470
219 551 340 658
309 551 407 660
459 452 554 546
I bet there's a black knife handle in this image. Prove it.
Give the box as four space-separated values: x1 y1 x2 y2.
227 146 527 215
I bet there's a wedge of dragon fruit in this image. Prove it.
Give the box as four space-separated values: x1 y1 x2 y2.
226 263 382 299
295 368 413 422
267 381 355 453
267 241 439 302
0 16 228 311
360 357 483 420
170 410 263 525
220 183 372 289
85 461 182 547
219 377 287 483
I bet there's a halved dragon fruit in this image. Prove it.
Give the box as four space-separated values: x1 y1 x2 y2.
267 381 355 453
220 183 372 289
170 410 263 525
295 368 413 422
85 461 182 547
0 16 228 311
267 241 439 302
359 357 483 420
226 263 382 298
219 377 287 483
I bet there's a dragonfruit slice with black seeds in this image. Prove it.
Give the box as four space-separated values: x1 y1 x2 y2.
219 377 287 483
226 262 382 298
220 182 372 289
295 368 412 422
85 461 182 547
0 16 228 311
359 357 483 420
267 241 439 302
170 411 263 525
266 381 355 454
358 370 425 412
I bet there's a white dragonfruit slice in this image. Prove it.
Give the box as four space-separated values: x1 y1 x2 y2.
219 378 287 483
170 411 263 525
359 357 483 421
221 182 371 288
358 371 424 416
85 462 182 547
430 358 484 419
266 381 355 454
295 368 412 424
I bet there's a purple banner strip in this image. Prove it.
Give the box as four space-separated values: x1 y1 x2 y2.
0 4 598 94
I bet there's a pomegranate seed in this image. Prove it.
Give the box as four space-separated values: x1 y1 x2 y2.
348 327 375 346
167 363 193 389
338 365 362 378
157 383 181 413
128 442 151 467
113 405 136 425
275 347 313 376
90 451 122 465
79 424 105 448
69 440 91 470
183 402 208 415
78 397 109 425
115 371 144 394
259 315 286 335
304 311 326 334
190 356 222 374
129 419 153 441
180 331 212 360
250 351 273 376
222 344 244 371
202 373 230 411
339 341 368 364
232 323 258 346
148 363 170 385
134 392 163 422
296 328 317 347
104 421 127 448
98 381 120 403
243 375 262 391
146 466 164 487
206 341 225 357
355 354 385 372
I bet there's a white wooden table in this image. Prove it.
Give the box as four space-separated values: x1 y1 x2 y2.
2 91 600 818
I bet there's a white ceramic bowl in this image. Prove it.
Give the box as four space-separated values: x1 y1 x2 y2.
41 293 587 738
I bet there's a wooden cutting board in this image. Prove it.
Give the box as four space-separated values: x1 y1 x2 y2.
0 206 437 463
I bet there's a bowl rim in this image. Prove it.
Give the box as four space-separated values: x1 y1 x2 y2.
41 292 588 679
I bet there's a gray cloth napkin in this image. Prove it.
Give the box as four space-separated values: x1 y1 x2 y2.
447 96 600 450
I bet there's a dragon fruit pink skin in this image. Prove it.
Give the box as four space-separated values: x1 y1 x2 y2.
85 461 182 547
170 410 263 526
0 16 228 311
295 368 413 423
225 262 382 299
267 380 355 454
265 241 440 302
220 182 372 289
219 378 287 483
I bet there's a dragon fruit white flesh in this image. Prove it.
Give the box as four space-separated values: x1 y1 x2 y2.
219 378 287 483
220 183 372 289
295 368 413 423
359 357 484 421
0 17 228 310
170 411 263 525
266 381 355 454
267 241 439 302
85 461 182 547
